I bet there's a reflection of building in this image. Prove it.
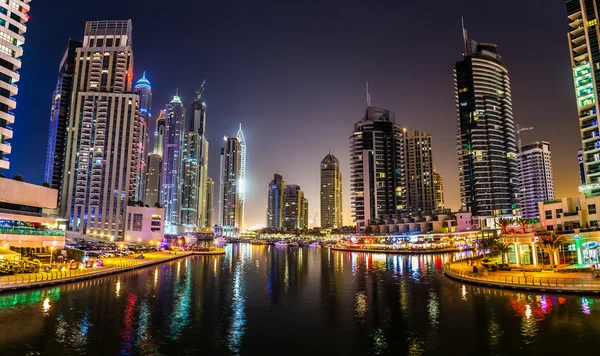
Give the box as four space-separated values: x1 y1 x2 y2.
134 72 152 202
124 206 165 245
44 39 82 197
0 178 65 249
320 153 343 228
403 129 436 214
283 185 307 230
519 141 555 219
267 174 286 229
433 166 444 210
350 106 405 231
455 29 519 216
61 20 140 240
0 0 31 170
219 137 242 233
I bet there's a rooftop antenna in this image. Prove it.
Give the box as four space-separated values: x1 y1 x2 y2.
366 81 372 107
461 16 468 56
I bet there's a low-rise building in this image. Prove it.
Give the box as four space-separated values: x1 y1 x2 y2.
366 212 482 234
538 195 600 232
123 206 165 245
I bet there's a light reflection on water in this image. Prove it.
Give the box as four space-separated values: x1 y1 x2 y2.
0 247 599 355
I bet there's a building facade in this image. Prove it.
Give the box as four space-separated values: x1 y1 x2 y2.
161 94 185 228
181 131 202 228
44 39 82 196
433 166 445 211
60 20 140 240
237 124 246 229
567 1 600 196
519 141 555 219
219 136 242 233
144 153 162 207
350 106 405 231
320 153 343 228
0 0 31 170
124 206 165 245
267 174 286 229
134 72 152 202
189 87 209 228
206 177 214 227
579 148 587 185
301 198 309 230
283 184 305 230
403 129 436 214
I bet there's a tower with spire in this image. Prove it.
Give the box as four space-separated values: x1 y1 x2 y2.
134 72 153 202
236 123 247 231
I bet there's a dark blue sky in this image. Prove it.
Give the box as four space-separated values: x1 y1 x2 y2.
9 0 578 226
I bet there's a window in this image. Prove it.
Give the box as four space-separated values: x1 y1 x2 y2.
545 210 552 219
589 204 597 214
556 208 563 218
132 214 143 231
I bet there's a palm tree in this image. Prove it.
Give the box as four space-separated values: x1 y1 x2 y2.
516 217 528 234
496 242 511 265
541 232 565 267
495 217 513 235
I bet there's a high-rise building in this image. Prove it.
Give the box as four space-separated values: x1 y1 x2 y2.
161 93 186 228
519 141 555 219
350 106 405 231
61 20 140 240
181 132 201 228
267 174 286 229
144 153 162 207
154 110 165 156
301 197 309 230
283 184 304 230
579 149 586 185
44 39 82 196
237 124 246 229
0 0 31 170
433 166 445 211
567 1 600 196
320 152 343 228
219 136 242 233
206 177 214 227
189 86 209 228
455 30 520 216
134 72 152 202
403 129 436 214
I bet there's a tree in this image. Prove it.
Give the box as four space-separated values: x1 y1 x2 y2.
541 232 565 267
495 217 513 235
495 242 511 265
13 174 23 182
154 202 162 208
516 217 528 234
42 182 50 188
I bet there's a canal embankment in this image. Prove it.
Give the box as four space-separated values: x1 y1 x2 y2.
330 246 471 254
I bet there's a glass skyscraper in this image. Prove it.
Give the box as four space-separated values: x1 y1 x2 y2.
134 72 152 202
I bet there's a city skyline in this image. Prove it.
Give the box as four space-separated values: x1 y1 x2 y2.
6 1 581 227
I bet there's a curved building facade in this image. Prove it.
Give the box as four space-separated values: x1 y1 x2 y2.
320 153 343 228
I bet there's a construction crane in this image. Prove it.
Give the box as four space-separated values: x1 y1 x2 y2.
516 124 533 152
195 79 207 100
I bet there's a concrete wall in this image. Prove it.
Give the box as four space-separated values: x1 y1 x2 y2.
124 206 165 245
0 177 58 209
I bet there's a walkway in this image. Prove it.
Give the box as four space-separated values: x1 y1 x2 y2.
331 246 471 254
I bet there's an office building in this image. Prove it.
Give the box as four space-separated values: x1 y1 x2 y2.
0 0 31 170
206 177 214 227
403 129 436 214
267 174 286 229
181 132 201 228
455 30 519 216
433 166 445 211
350 106 405 231
60 20 140 240
44 39 82 197
519 141 555 219
134 72 152 202
320 152 343 228
219 136 242 233
283 184 305 230
188 86 209 228
161 93 185 228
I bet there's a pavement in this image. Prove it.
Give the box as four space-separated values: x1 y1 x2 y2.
450 259 598 280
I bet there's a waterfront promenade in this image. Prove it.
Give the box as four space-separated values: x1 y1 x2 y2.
331 245 470 254
445 259 600 293
0 250 225 293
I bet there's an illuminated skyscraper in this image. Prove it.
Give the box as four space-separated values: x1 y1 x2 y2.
267 174 286 229
181 132 201 228
350 106 405 231
403 129 436 214
61 20 140 239
219 136 242 233
206 177 215 227
320 152 343 228
44 39 82 197
144 110 164 207
567 1 600 196
237 124 246 230
518 141 555 219
433 166 445 211
454 28 519 216
0 0 31 170
134 72 152 202
283 184 305 230
154 110 165 156
187 84 209 228
161 93 186 228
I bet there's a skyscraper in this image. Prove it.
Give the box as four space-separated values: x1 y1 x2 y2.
301 197 309 230
519 141 555 219
267 174 286 229
134 72 152 202
44 39 82 196
219 136 242 233
181 132 201 228
206 177 215 227
189 85 209 228
283 184 305 230
567 1 600 196
144 110 164 207
237 124 247 229
0 0 30 170
433 166 445 211
61 20 140 240
320 152 343 228
154 110 165 156
454 29 520 216
350 105 405 231
403 129 436 214
161 93 186 228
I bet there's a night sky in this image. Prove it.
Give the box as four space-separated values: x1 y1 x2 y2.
9 0 579 227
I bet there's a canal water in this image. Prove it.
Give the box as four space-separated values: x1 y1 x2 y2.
0 244 598 355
